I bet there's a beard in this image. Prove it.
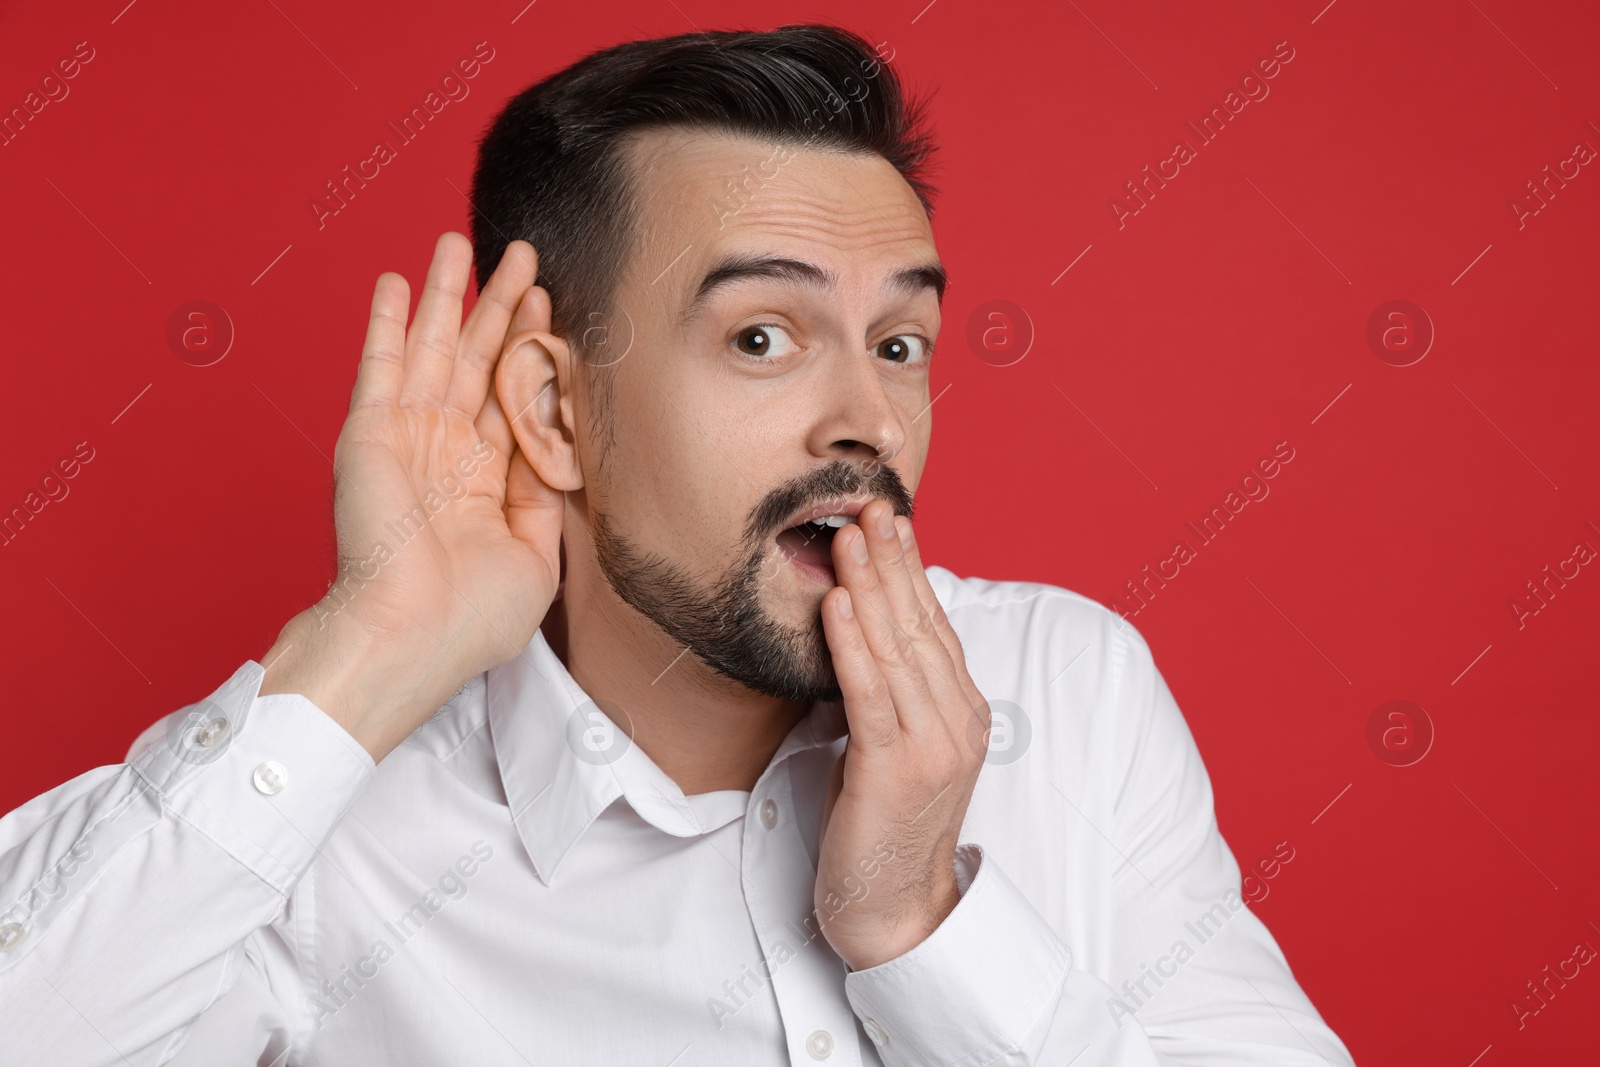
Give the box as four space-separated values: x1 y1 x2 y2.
588 458 914 703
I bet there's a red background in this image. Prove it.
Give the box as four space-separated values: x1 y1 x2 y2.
3 0 1598 1062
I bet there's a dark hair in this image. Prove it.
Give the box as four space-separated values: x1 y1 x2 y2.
468 23 937 364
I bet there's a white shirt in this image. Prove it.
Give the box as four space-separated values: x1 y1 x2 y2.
0 566 1356 1066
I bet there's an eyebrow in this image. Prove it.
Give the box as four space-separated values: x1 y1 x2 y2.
682 253 948 322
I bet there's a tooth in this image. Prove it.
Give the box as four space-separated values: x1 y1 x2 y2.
825 515 852 527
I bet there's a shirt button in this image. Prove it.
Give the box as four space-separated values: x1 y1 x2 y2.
252 760 288 796
759 798 779 829
863 1018 889 1047
0 922 26 952
806 1029 833 1060
196 716 230 748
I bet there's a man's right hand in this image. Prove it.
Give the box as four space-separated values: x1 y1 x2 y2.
259 232 564 762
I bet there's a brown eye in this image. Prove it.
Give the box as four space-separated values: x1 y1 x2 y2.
733 324 796 358
877 335 927 364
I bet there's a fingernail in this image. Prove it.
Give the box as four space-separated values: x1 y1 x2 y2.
896 516 913 550
838 590 854 619
848 526 870 564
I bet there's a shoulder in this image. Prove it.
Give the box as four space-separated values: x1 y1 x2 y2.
922 564 1172 768
125 710 181 763
924 563 1152 675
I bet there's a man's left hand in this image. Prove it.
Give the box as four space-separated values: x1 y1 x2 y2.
815 498 992 972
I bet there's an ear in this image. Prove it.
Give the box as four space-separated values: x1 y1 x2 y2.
495 297 583 494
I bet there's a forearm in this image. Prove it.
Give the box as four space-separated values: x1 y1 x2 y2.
843 846 1350 1067
0 661 374 1064
258 605 465 764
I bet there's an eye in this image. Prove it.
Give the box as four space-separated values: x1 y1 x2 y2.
876 334 928 364
733 324 798 359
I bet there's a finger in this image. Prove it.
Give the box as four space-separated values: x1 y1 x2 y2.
472 384 515 480
503 439 565 553
831 521 944 732
349 272 409 412
861 501 955 663
894 516 987 715
820 587 901 750
399 231 473 409
851 502 966 708
445 240 538 418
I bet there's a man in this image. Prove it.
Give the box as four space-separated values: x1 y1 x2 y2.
0 24 1355 1067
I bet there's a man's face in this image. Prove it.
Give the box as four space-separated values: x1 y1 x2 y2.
575 127 943 704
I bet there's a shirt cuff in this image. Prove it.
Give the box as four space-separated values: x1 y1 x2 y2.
128 660 376 896
843 844 1071 1067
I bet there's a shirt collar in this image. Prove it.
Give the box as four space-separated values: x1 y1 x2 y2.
485 627 848 887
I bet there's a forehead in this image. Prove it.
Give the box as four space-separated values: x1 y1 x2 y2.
620 127 937 298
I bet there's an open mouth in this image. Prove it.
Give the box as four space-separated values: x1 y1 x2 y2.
774 514 858 577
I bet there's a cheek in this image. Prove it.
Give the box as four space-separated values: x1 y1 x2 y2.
608 382 757 564
888 396 932 485
880 370 933 444
906 416 932 475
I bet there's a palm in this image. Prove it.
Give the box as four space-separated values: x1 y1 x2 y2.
330 233 561 684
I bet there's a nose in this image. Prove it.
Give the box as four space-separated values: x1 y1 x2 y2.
804 347 908 470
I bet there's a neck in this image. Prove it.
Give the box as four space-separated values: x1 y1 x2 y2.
541 525 811 795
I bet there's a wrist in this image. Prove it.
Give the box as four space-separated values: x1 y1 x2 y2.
258 606 444 762
841 869 962 971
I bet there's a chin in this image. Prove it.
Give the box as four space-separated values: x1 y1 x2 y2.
740 602 842 704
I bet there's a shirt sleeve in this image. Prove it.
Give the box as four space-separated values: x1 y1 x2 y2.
841 616 1358 1067
0 660 375 1066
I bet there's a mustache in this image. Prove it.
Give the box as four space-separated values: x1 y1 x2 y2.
744 459 914 545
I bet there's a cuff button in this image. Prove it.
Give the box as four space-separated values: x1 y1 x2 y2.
252 760 288 796
196 717 230 748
